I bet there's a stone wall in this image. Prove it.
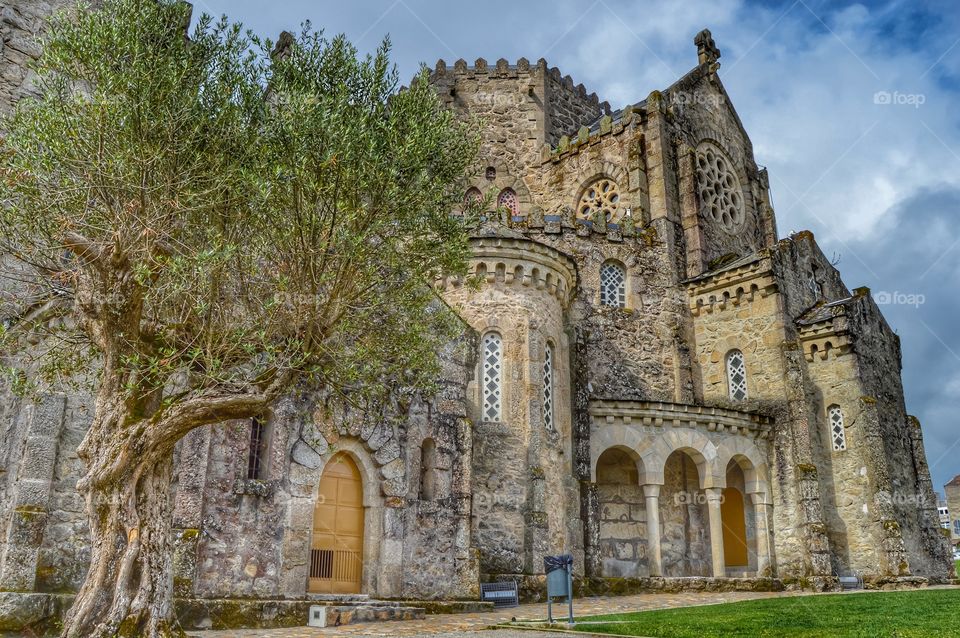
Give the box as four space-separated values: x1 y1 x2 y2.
595 448 648 578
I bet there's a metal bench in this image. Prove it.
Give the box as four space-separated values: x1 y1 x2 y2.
480 581 520 608
837 573 863 590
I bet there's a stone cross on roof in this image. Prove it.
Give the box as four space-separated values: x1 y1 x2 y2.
695 28 721 65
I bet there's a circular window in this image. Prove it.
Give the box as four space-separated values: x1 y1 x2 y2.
577 178 622 224
695 142 744 232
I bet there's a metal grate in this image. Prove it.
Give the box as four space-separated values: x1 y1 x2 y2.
246 416 267 479
310 549 361 583
726 350 748 401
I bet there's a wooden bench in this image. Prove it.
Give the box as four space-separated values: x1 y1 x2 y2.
480 581 520 608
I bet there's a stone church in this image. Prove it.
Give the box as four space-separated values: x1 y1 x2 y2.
0 2 954 628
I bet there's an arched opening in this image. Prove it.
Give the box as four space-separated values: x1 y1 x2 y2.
723 458 757 573
660 449 711 576
310 452 364 594
595 447 646 578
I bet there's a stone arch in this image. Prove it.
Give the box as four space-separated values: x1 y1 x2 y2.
567 160 629 210
590 426 654 484
314 438 383 508
592 443 648 485
716 437 769 498
643 428 724 489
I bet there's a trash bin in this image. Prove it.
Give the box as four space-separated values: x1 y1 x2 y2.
543 554 574 625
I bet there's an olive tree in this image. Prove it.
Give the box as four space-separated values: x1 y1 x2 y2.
0 1 479 636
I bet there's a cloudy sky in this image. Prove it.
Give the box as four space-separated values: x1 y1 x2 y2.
190 0 960 493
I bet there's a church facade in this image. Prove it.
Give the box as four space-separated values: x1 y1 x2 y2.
0 4 954 625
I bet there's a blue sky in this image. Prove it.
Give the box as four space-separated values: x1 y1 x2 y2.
191 0 960 494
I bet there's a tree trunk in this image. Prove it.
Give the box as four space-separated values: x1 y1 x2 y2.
62 449 182 638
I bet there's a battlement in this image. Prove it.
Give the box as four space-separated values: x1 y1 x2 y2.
431 57 610 112
430 57 610 147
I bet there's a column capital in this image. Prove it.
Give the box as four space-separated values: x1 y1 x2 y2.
642 484 662 498
749 491 769 506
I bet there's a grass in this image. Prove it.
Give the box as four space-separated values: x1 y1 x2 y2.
570 588 960 638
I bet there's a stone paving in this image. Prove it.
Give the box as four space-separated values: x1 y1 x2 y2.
187 589 810 637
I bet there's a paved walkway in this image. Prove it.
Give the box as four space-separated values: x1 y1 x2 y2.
187 589 807 637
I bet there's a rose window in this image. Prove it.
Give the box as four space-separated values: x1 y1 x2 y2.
577 178 622 224
696 142 744 232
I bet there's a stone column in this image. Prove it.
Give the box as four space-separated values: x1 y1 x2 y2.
750 493 772 577
705 487 726 578
643 484 663 577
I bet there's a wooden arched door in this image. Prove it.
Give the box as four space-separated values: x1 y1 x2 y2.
309 453 364 593
720 487 749 568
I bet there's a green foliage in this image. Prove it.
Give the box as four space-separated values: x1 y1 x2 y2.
571 588 960 638
0 0 481 411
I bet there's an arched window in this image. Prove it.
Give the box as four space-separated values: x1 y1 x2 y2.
726 350 748 401
600 261 626 308
464 187 482 207
482 332 503 421
543 342 555 430
829 405 846 451
497 188 519 217
420 438 437 500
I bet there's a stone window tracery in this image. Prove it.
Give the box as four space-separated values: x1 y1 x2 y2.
577 178 622 224
600 261 626 308
696 141 745 233
464 187 482 206
497 188 519 217
726 350 748 401
482 332 503 421
829 405 846 451
543 343 555 431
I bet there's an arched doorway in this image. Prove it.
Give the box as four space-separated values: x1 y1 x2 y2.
720 487 748 567
310 453 364 594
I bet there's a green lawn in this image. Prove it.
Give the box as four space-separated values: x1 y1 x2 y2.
570 588 960 638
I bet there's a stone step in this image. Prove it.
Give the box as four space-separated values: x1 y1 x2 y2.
308 604 425 628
